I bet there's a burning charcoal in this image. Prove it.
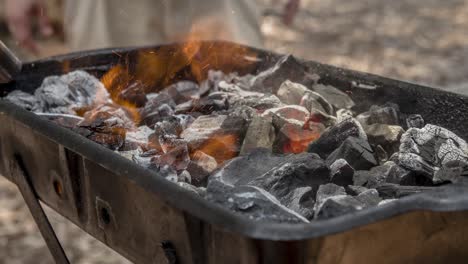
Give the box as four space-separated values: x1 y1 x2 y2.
275 122 324 154
122 125 153 151
186 150 218 186
5 90 41 111
241 94 283 111
240 115 276 155
357 103 400 126
78 104 134 150
177 170 192 183
180 115 247 162
162 81 199 104
433 160 468 183
34 70 109 114
306 109 337 128
174 100 194 114
355 189 381 206
406 114 424 129
330 159 355 186
315 195 365 219
396 124 468 183
276 80 309 105
307 118 367 158
206 180 309 223
312 84 355 110
152 144 190 171
218 81 264 99
345 185 369 196
364 124 404 154
117 81 147 107
376 183 438 199
250 55 310 94
326 137 377 171
263 105 310 124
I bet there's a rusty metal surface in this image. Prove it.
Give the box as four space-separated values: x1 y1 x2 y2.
1 41 468 263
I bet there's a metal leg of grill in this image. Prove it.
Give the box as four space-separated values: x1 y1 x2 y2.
11 155 70 264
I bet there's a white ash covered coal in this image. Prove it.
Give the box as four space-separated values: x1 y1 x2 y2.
6 55 468 223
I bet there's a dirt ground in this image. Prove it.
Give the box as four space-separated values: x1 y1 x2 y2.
1 0 468 263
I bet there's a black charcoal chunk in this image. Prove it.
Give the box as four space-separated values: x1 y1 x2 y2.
250 55 311 94
177 170 192 183
364 124 404 154
34 70 109 114
357 103 400 126
406 114 424 129
177 182 205 196
301 91 334 115
355 189 381 206
315 183 347 208
345 185 369 196
283 187 315 219
206 180 309 223
308 118 367 158
330 159 355 186
247 152 330 216
240 115 276 155
140 103 174 127
312 84 355 110
5 90 41 111
315 195 364 219
326 137 377 171
352 161 411 188
228 105 257 122
376 184 438 199
240 94 283 111
433 160 468 183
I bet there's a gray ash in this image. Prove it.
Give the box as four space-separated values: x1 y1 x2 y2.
6 55 468 223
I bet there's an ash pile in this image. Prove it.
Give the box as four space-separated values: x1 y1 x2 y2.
6 55 468 223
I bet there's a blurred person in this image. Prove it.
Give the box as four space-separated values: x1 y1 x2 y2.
5 0 300 53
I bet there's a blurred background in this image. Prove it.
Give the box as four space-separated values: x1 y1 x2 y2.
1 0 468 263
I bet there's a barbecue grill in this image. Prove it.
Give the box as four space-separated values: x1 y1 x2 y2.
2 41 468 263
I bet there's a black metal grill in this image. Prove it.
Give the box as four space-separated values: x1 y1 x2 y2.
2 41 468 263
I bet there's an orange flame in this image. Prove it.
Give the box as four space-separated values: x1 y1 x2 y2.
100 65 141 123
196 134 239 164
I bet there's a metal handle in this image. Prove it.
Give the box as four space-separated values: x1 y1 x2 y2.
0 41 22 83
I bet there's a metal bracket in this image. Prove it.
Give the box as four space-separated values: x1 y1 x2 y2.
11 155 70 264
